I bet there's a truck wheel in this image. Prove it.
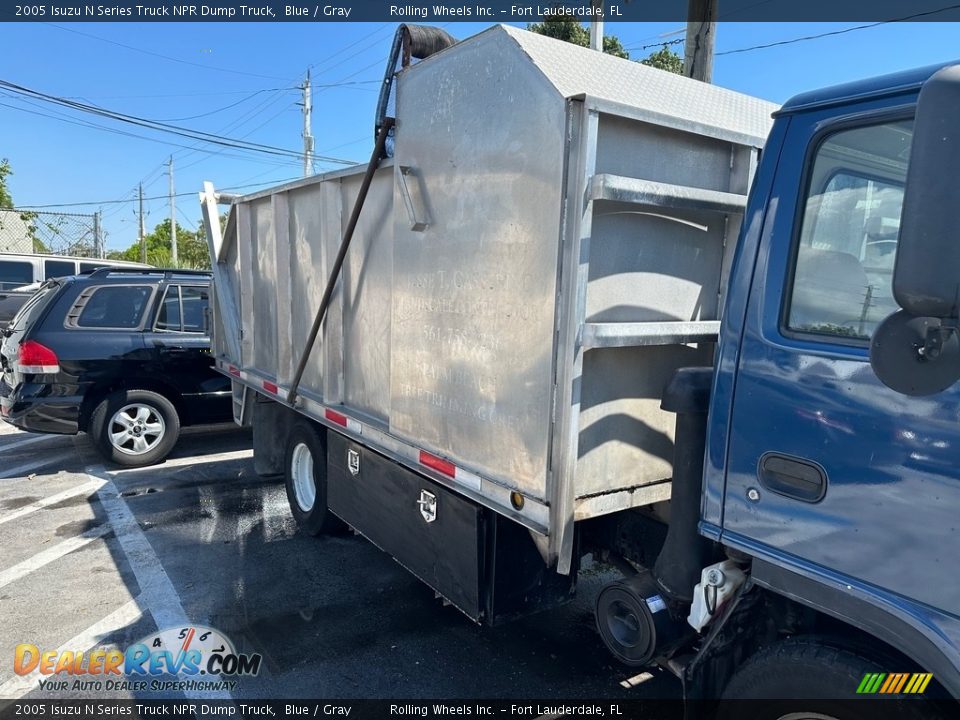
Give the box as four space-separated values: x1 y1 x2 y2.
90 390 180 468
721 636 939 720
284 422 343 536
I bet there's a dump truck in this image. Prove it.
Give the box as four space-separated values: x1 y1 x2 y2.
201 24 960 711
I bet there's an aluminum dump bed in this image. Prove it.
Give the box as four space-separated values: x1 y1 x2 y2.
203 25 777 571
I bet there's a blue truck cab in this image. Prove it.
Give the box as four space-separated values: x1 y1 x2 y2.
670 62 960 706
206 28 960 711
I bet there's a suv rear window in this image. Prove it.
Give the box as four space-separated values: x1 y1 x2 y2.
68 285 154 329
6 283 59 336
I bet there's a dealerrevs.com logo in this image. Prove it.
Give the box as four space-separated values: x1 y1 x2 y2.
14 625 261 693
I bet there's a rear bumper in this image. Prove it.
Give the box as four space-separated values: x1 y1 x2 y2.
0 379 81 435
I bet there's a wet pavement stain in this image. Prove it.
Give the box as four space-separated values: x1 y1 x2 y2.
1 495 41 510
46 494 96 510
55 518 102 537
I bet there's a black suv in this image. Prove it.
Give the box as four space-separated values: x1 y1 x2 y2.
0 268 232 467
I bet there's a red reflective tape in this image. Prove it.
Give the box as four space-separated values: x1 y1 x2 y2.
325 409 348 427
228 365 241 378
419 450 456 478
263 381 278 394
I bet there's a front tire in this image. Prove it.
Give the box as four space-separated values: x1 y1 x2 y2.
284 422 343 536
90 389 180 467
721 636 938 720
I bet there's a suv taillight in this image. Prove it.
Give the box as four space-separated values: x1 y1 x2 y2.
18 340 60 374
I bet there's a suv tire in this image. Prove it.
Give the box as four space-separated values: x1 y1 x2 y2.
90 389 181 467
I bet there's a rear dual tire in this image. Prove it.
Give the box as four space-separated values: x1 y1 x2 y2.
284 422 344 535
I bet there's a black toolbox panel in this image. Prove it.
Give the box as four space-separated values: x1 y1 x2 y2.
327 431 485 620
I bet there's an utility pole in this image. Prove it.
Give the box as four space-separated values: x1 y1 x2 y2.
93 211 102 258
301 69 314 177
589 0 604 51
169 155 178 266
684 0 718 83
138 182 146 264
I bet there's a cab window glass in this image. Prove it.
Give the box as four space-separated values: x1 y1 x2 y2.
787 119 913 341
155 286 182 331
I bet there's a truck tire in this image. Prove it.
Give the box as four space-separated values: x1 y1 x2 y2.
284 422 343 536
720 636 939 720
90 389 180 468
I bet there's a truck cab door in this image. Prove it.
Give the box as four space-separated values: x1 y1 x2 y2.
723 98 960 626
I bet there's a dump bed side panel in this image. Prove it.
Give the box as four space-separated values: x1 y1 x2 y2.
340 171 394 425
388 32 569 501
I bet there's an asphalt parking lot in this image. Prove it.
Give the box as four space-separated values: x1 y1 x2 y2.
0 421 679 702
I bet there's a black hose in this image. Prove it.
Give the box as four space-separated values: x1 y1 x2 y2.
374 24 457 150
287 118 395 405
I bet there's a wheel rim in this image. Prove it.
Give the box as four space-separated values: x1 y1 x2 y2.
607 599 642 649
291 442 316 512
108 403 165 456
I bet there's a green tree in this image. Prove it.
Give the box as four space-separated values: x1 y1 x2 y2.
527 17 629 59
0 158 13 209
641 44 684 74
109 218 211 269
0 158 47 252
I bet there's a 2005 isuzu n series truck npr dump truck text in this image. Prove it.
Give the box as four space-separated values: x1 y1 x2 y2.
200 23 960 713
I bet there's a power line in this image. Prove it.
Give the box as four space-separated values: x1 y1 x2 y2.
632 37 685 52
153 89 293 122
627 4 960 56
177 206 198 230
65 88 296 100
716 5 960 56
0 78 356 165
45 23 290 81
0 96 303 167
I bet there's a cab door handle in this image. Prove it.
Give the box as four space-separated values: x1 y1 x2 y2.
758 453 827 503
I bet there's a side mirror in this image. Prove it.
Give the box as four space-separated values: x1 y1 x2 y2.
871 64 960 396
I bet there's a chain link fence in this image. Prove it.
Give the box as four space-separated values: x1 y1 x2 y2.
0 207 102 257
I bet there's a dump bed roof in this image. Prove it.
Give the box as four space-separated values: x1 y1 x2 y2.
495 24 778 147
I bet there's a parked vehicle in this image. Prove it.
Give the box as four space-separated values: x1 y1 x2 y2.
203 24 960 710
0 283 39 331
0 251 149 291
0 268 232 466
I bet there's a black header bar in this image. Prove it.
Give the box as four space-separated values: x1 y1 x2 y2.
4 0 960 23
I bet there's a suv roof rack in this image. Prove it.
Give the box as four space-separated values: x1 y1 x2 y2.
85 267 211 279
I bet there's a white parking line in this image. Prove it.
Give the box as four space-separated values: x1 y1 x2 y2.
105 448 252 475
0 524 111 589
0 597 144 699
0 450 76 480
0 433 60 453
87 465 232 701
0 477 105 526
